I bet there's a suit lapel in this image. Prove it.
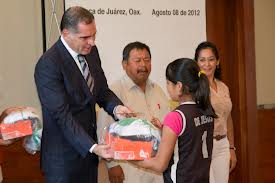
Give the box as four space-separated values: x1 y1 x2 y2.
56 39 91 97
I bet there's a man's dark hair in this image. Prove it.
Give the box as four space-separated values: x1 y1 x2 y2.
60 6 94 33
122 41 151 62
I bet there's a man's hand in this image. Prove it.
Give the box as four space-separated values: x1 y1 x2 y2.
93 144 113 159
114 105 134 120
229 149 237 172
108 165 125 183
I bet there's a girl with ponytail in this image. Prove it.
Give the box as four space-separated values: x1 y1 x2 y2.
134 58 216 183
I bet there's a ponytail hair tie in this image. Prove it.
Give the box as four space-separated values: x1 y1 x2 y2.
198 70 206 77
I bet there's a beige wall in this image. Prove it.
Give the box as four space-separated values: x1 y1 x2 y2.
45 0 64 49
255 0 275 105
0 1 43 113
0 0 64 114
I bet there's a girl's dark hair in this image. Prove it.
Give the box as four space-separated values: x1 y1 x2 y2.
194 41 222 80
166 58 217 117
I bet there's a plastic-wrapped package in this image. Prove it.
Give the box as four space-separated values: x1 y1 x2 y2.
23 117 42 155
0 106 42 154
105 118 161 160
0 120 32 140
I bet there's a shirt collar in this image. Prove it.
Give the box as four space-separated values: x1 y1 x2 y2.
180 101 196 105
61 35 79 60
123 74 154 91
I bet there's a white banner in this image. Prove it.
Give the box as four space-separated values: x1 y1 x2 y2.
65 0 206 93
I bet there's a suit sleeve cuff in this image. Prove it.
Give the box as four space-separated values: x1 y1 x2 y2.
113 105 119 121
89 144 97 154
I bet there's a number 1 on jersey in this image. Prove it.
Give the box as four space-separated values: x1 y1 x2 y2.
201 131 209 158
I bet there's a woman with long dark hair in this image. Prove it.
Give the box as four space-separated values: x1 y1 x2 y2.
195 41 237 183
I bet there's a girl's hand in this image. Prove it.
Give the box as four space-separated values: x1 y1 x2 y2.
151 117 163 129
